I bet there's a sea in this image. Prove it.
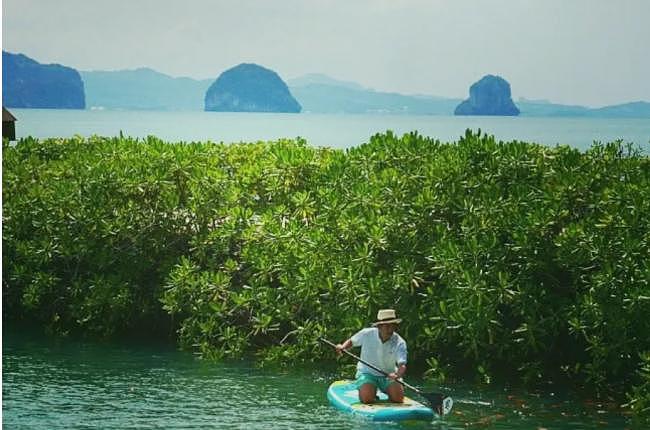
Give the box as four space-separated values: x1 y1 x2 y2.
3 330 632 430
8 108 650 152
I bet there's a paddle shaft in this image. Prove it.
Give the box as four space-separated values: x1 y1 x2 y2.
319 337 422 394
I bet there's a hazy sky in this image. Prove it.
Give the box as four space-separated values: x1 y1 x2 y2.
3 0 649 107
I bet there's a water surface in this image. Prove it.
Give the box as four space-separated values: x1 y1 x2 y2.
9 109 650 151
3 331 630 429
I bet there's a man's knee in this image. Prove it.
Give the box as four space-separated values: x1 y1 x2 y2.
358 384 377 404
389 393 404 403
387 383 404 403
359 393 376 404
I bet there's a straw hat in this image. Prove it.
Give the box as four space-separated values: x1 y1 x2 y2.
372 309 402 326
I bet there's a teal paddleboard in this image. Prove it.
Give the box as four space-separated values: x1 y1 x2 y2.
326 380 435 422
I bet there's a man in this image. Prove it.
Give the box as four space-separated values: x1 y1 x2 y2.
336 309 407 404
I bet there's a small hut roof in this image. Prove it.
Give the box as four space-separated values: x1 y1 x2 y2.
3 107 17 122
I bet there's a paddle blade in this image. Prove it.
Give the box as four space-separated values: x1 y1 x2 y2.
442 396 454 415
421 393 453 416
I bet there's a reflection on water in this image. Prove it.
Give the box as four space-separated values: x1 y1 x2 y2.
2 331 630 429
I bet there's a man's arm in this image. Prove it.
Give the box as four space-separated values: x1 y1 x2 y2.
390 339 408 379
335 339 353 356
336 328 367 355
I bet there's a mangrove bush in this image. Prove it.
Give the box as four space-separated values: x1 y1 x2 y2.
3 131 649 420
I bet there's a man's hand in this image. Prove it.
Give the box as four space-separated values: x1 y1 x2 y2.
335 339 352 356
391 364 407 381
387 372 400 381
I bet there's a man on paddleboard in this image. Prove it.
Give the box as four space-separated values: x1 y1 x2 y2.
335 309 407 404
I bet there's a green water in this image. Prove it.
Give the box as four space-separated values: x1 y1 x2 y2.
3 331 631 429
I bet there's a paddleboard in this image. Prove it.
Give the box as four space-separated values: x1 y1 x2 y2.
326 379 435 422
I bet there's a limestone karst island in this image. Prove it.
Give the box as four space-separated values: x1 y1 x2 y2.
204 63 301 113
454 75 520 116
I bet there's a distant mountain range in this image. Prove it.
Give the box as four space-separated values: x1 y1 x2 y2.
80 68 650 118
516 99 650 118
3 50 649 117
287 74 461 115
81 68 212 111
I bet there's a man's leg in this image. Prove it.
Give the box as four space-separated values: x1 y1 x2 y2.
358 383 378 404
385 381 404 403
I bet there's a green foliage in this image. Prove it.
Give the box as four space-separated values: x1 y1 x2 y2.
3 131 649 419
625 352 650 425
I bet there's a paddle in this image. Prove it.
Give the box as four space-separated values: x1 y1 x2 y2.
319 337 453 416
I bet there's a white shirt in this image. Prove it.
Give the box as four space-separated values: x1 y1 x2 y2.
350 327 407 376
